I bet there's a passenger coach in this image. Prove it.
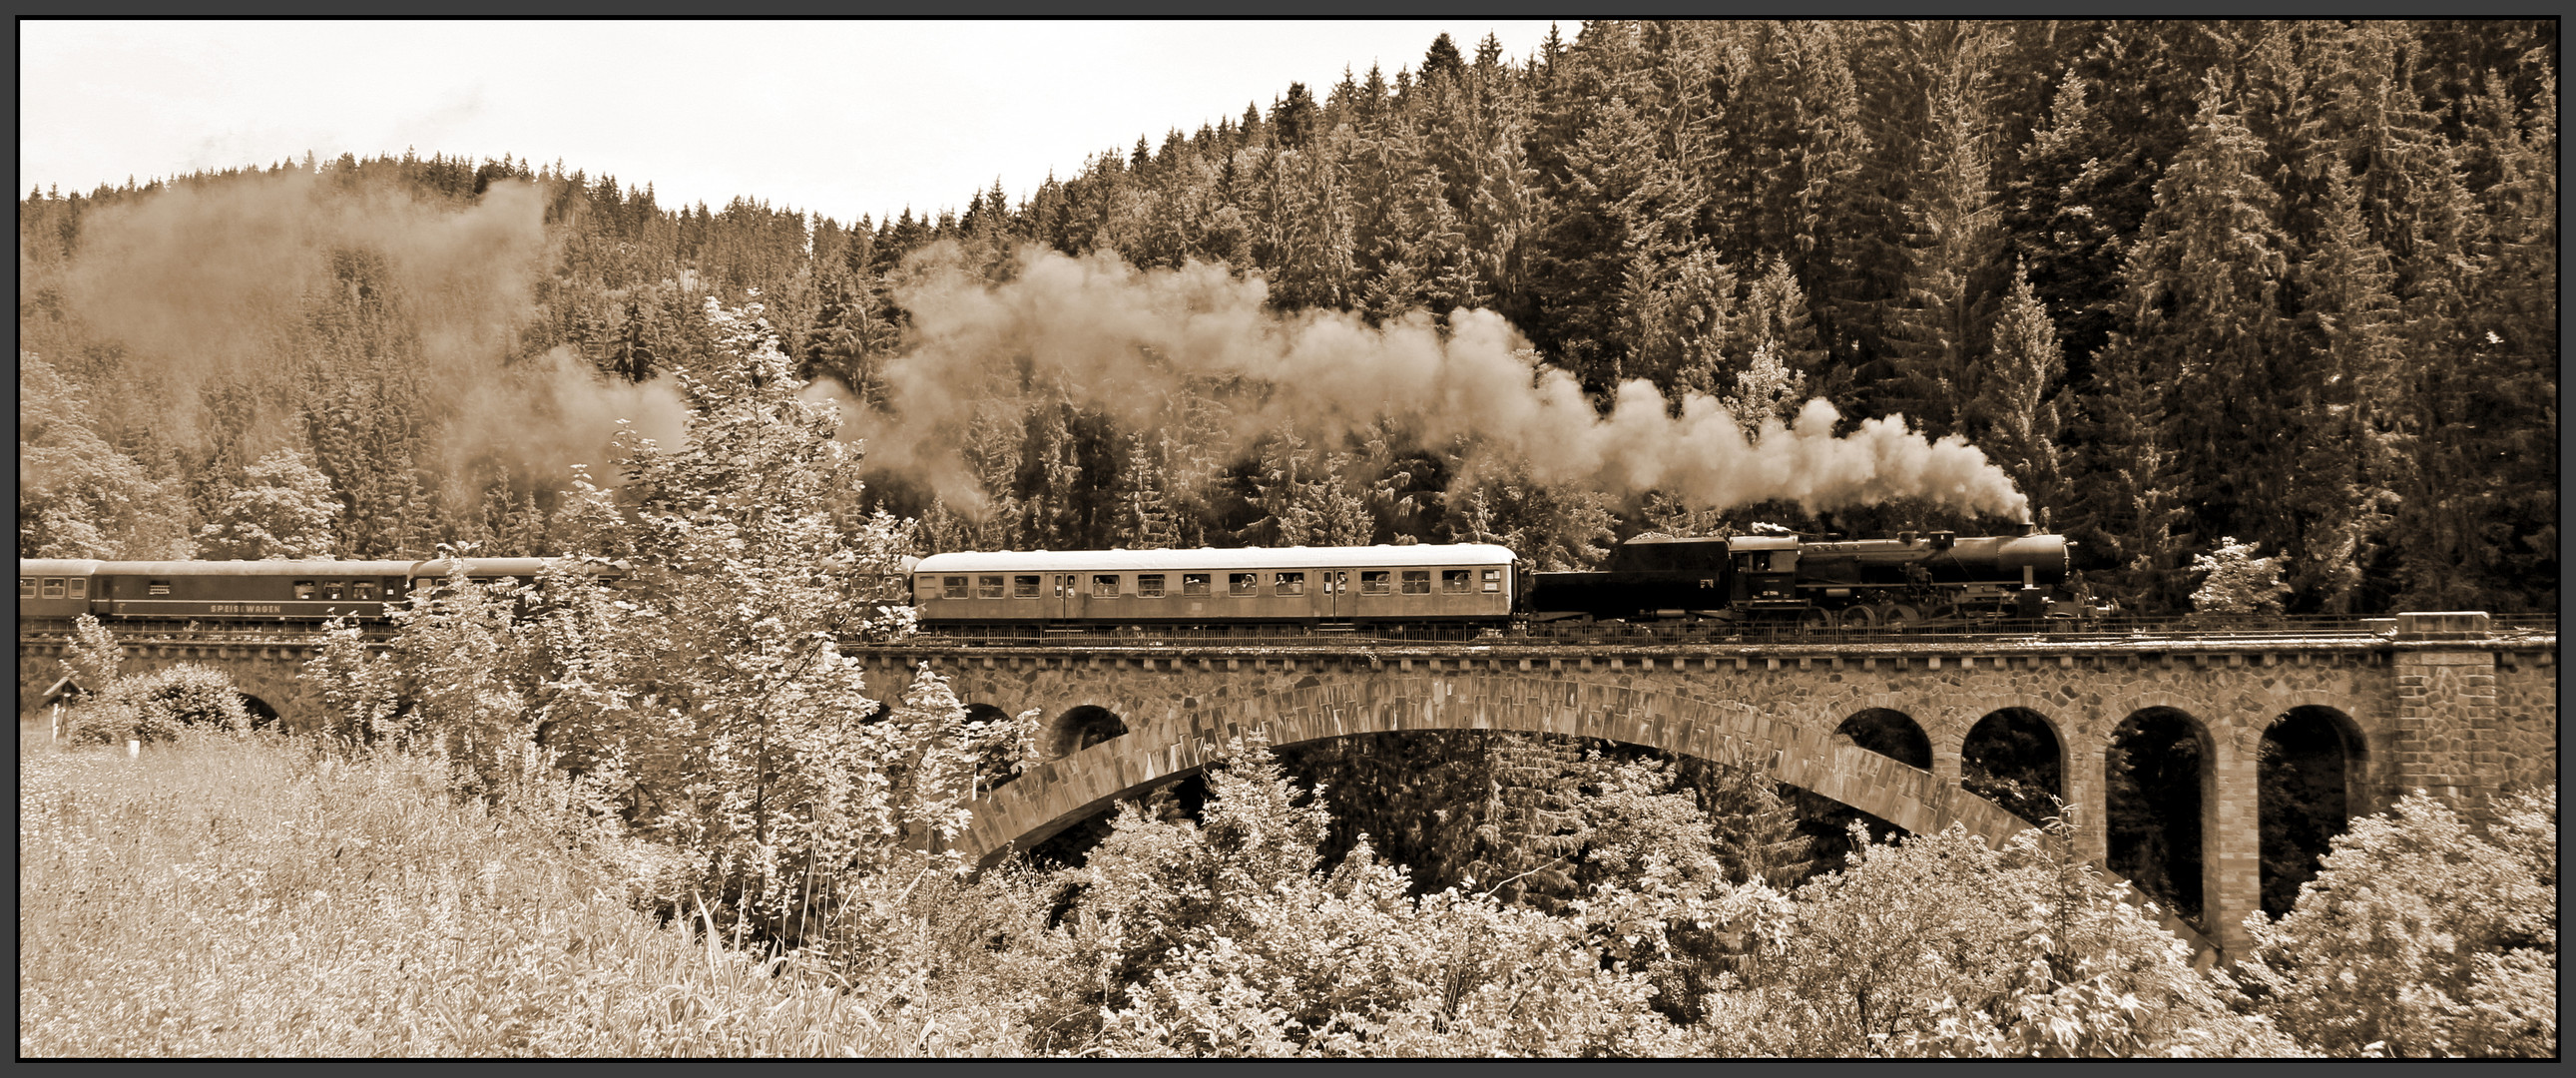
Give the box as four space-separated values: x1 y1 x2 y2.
18 557 613 632
912 544 1517 636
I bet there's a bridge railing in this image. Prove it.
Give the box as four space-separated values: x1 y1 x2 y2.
906 611 2553 648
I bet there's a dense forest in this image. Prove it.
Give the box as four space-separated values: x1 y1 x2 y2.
19 19 2555 615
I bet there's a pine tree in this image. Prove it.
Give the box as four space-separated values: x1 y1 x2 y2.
2285 160 2403 612
1874 23 2005 437
2073 333 2191 613
1249 426 1320 546
2112 75 2301 577
1971 262 2067 526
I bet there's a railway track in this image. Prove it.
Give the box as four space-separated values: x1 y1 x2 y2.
25 614 2551 652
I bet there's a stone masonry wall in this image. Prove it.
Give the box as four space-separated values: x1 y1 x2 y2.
19 639 325 733
871 644 2474 960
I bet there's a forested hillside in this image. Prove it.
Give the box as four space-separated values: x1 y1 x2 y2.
19 20 2555 614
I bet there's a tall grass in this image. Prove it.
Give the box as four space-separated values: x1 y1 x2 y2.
18 724 1016 1056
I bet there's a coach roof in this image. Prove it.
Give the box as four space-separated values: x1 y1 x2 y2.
33 560 424 577
914 544 1517 575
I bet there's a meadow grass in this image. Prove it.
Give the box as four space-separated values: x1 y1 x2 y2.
18 723 1013 1056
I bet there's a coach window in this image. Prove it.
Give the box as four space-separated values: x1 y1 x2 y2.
150 580 173 596
352 580 379 601
1481 568 1503 592
1275 572 1304 596
978 575 1006 599
1736 553 1769 573
1013 575 1042 599
69 578 89 598
943 576 970 600
1230 572 1259 596
1401 570 1431 595
1093 575 1122 598
1137 574 1167 598
41 578 65 599
323 581 345 600
1442 569 1471 593
1360 571 1391 594
294 581 318 600
18 579 34 599
1183 573 1211 596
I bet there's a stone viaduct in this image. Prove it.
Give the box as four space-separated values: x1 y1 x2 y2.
21 612 2555 963
19 631 328 731
849 612 2554 962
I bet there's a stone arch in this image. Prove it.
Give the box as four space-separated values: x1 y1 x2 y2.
1044 705 1128 761
236 693 281 730
1958 706 2065 826
961 703 1019 793
1836 708 1931 771
960 673 2217 963
2258 704 2366 918
2105 705 2217 929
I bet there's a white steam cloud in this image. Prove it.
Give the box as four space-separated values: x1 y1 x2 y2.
851 246 2029 520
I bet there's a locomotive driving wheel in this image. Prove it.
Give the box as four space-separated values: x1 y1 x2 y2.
1840 606 1879 632
1880 604 1921 632
1797 607 1834 632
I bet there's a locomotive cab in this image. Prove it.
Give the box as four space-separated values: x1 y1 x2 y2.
1727 536 1803 610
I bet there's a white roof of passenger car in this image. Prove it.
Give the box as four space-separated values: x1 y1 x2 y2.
914 544 1517 574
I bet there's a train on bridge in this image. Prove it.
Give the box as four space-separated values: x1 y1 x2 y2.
20 524 2078 639
912 523 2076 636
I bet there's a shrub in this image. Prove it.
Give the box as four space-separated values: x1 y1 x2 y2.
66 663 253 746
2238 788 2556 1057
1711 817 2299 1057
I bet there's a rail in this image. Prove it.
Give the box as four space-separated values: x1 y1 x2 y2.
905 611 2556 648
22 613 2551 651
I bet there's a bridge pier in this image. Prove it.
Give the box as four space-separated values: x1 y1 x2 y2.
2066 740 2108 866
2388 614 2506 817
2205 738 2262 960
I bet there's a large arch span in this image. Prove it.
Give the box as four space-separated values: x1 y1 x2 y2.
958 672 2215 961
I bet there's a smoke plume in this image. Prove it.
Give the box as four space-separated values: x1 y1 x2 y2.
48 169 687 490
853 246 2029 520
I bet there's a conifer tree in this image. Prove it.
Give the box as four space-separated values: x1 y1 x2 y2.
2111 76 2300 574
1875 23 2004 436
1972 262 2067 526
2285 160 2404 611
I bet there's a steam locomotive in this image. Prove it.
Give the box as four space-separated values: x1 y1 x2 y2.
1524 524 2074 631
19 525 2073 640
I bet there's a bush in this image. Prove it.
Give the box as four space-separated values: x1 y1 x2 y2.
2238 788 2556 1057
1038 739 1691 1056
1720 818 2299 1057
67 663 253 746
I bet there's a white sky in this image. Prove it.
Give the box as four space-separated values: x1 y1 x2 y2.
21 20 1563 226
